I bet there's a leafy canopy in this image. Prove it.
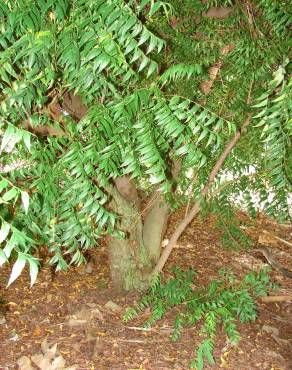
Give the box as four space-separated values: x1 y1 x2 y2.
0 0 291 285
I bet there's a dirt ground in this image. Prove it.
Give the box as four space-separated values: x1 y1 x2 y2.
0 211 291 370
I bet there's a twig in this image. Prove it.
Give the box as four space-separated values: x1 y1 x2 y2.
261 295 292 303
265 219 291 228
263 230 292 248
124 326 152 332
253 247 292 278
104 338 146 343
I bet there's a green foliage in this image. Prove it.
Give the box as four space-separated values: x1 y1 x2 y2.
259 0 292 37
210 196 253 250
159 63 203 86
253 61 292 191
0 0 291 284
123 267 274 370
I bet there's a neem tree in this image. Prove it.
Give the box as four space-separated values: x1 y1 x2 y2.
0 0 291 291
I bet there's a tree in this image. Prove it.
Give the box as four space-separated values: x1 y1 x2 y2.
0 0 291 291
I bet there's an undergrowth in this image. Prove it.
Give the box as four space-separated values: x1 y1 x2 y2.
123 267 275 369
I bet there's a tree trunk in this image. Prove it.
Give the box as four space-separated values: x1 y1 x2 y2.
143 193 170 264
108 177 170 291
142 160 180 264
108 178 152 291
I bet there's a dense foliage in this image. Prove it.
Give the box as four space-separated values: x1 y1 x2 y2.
0 0 291 285
124 267 275 369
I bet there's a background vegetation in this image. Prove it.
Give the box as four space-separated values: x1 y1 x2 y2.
0 0 291 289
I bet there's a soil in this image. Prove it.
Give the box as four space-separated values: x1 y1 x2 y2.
0 211 291 370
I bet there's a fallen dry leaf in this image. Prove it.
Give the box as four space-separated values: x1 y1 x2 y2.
258 231 277 245
41 340 58 360
95 331 106 336
91 307 104 321
220 350 230 368
46 294 53 303
68 318 87 326
104 300 122 313
262 325 279 337
19 340 77 370
169 16 180 29
200 63 221 95
7 301 18 307
31 354 51 369
17 356 34 370
202 7 234 20
51 355 66 369
200 44 234 95
33 325 42 337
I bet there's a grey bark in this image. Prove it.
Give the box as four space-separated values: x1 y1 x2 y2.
143 193 170 264
108 179 152 291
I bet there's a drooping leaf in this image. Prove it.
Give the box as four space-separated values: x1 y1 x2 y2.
21 191 30 214
0 221 10 243
7 255 26 287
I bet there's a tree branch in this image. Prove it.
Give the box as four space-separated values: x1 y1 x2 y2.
261 295 292 303
153 113 252 274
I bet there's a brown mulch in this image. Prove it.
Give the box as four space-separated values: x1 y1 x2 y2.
0 211 291 370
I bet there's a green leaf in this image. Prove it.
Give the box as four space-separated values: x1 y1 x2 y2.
2 188 18 202
0 180 9 193
7 255 26 287
28 258 39 287
137 30 150 46
252 99 268 108
197 129 208 143
0 249 8 265
23 131 31 151
0 221 10 243
1 125 15 152
138 56 149 72
21 191 30 214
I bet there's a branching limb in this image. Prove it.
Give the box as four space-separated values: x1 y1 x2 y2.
153 113 252 274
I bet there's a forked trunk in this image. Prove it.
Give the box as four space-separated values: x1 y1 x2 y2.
108 177 170 291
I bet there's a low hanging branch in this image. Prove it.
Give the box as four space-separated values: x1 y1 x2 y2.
153 112 252 274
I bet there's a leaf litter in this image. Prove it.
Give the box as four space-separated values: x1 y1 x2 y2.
0 212 291 369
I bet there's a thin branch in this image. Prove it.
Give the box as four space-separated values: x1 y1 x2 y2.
262 230 292 248
261 295 292 303
123 325 152 331
153 113 252 274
